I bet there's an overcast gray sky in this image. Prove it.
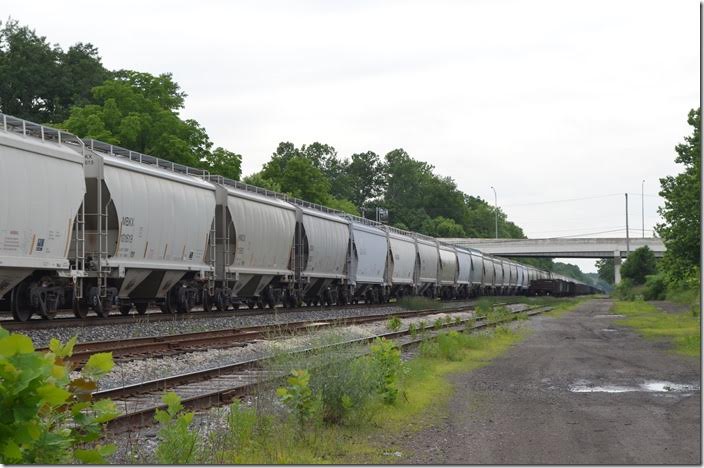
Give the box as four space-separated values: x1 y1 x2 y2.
8 0 698 272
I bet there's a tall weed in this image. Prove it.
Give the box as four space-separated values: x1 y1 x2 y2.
154 392 198 464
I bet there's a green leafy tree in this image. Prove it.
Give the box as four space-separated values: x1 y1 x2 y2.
345 151 385 207
242 172 282 192
325 197 360 216
656 108 701 285
63 70 239 173
201 147 242 180
621 246 658 285
595 258 615 285
420 216 466 237
63 71 207 167
0 19 109 123
274 156 332 205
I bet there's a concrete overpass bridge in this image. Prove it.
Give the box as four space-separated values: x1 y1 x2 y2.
438 237 666 284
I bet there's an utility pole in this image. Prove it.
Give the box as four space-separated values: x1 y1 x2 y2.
641 179 645 238
490 186 498 239
625 192 630 254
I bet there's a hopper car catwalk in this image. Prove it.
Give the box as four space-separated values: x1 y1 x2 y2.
0 114 600 322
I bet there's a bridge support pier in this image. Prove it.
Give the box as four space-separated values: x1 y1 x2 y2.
614 251 622 285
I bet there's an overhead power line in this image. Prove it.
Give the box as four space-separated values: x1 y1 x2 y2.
503 193 622 208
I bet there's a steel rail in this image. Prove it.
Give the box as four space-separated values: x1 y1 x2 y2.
39 304 491 366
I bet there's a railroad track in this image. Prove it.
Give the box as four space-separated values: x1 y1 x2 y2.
0 297 485 331
40 304 498 366
39 305 482 366
99 303 549 433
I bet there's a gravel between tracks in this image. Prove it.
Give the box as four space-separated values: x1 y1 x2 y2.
20 302 472 348
96 309 478 391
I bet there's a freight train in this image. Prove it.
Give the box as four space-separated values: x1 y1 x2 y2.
0 114 600 322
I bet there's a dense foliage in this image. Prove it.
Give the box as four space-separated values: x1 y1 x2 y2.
656 108 701 287
595 258 615 285
620 246 657 285
0 328 117 464
0 20 109 123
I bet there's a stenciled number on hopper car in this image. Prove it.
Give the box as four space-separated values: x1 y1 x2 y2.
0 113 601 321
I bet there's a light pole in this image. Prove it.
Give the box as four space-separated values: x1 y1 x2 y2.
641 179 645 238
490 186 498 239
625 192 630 254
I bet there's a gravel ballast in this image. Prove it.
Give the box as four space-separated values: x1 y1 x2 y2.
21 300 478 348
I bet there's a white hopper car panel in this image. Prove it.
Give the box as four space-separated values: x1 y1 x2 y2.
438 246 458 285
469 251 484 286
99 156 215 271
456 248 472 285
224 188 295 276
349 222 387 285
0 130 85 297
416 238 439 284
300 208 348 279
387 232 416 284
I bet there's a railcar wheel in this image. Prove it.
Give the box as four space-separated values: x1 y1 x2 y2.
72 297 90 319
161 290 178 314
215 295 227 312
202 293 213 313
119 304 132 316
39 298 59 320
135 302 148 315
93 297 111 318
11 282 33 322
264 288 276 309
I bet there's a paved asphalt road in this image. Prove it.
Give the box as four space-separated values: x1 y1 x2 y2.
399 298 700 464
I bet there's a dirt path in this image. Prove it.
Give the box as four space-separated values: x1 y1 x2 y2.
398 299 700 464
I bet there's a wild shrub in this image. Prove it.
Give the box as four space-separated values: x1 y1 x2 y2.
225 400 257 450
276 369 316 429
437 332 463 361
310 354 379 425
643 274 667 300
419 339 440 359
154 392 198 464
614 278 637 301
433 318 443 330
464 317 476 332
369 338 402 404
408 323 417 337
0 329 118 464
387 316 402 331
475 298 492 317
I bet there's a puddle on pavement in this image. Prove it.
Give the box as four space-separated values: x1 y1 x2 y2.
594 314 625 318
569 379 699 394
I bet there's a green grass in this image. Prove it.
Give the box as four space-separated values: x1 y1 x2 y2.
613 300 701 357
